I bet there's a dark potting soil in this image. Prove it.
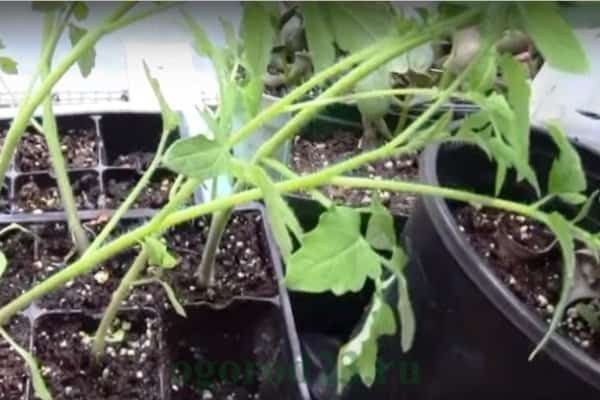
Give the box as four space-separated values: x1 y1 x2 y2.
33 312 163 400
104 172 176 209
0 182 8 213
0 227 39 307
37 220 163 312
162 212 277 306
0 316 30 400
290 131 419 215
15 173 101 212
456 205 600 359
15 129 98 172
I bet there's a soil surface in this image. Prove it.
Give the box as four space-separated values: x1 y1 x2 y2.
112 151 154 170
104 172 176 209
162 212 277 306
0 316 30 400
290 131 419 215
456 205 600 359
0 181 9 213
15 173 101 212
33 312 163 400
16 129 98 172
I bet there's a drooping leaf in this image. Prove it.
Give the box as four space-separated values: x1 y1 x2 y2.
547 121 587 195
517 3 589 73
558 193 587 206
163 135 231 179
355 65 392 120
68 23 95 77
530 212 575 360
157 279 186 317
249 165 303 260
0 328 52 400
300 3 335 73
337 290 396 392
286 207 381 295
144 237 178 269
366 199 396 251
73 2 89 20
0 251 6 280
143 61 180 133
387 246 416 352
0 57 18 75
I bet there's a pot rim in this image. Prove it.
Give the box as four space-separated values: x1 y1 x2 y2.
419 125 600 390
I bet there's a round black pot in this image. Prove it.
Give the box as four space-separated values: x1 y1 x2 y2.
405 127 600 398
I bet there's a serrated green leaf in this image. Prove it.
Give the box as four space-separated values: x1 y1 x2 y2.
518 3 589 73
286 207 381 295
337 291 396 391
0 328 52 400
0 251 6 280
157 280 186 317
68 23 95 77
388 246 416 352
573 190 599 224
0 57 18 75
547 121 587 196
301 3 335 73
558 193 587 205
163 135 231 179
73 2 88 20
468 47 496 93
530 212 575 360
143 61 180 133
144 237 178 269
250 165 303 260
366 199 396 251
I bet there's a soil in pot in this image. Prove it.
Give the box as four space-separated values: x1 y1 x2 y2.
15 172 101 213
32 310 164 400
15 128 98 172
0 179 10 213
37 219 164 312
103 169 177 209
290 129 419 215
167 302 297 400
162 211 277 305
456 205 600 360
0 316 30 400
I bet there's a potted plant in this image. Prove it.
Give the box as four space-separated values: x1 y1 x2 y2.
0 3 593 400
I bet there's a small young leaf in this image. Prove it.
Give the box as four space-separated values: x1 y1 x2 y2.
68 23 95 77
337 290 396 392
286 207 381 295
73 2 89 20
0 57 18 75
143 61 180 133
105 329 125 344
0 251 6 280
163 135 231 179
366 199 396 251
249 165 303 260
387 246 416 352
157 280 186 318
144 237 178 269
547 121 587 195
0 328 52 400
530 212 575 360
517 3 589 73
300 2 335 73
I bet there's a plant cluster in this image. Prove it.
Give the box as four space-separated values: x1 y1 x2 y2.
0 2 597 398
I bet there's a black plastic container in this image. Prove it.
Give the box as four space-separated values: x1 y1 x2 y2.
0 112 310 400
405 127 600 398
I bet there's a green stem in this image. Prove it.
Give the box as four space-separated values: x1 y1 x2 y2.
92 248 148 358
195 209 231 287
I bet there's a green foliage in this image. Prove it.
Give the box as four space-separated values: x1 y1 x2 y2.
143 62 180 133
286 207 381 295
0 57 17 74
388 246 416 352
366 198 396 251
517 3 589 73
144 237 178 269
577 303 600 332
0 327 52 400
68 23 95 77
300 3 335 73
0 251 6 280
547 121 587 196
72 2 89 21
338 290 396 392
157 280 186 317
163 135 231 180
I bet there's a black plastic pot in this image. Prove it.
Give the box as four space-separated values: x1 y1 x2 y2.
405 127 600 398
0 112 310 400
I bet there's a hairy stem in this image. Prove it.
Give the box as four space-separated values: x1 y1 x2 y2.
92 248 148 358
